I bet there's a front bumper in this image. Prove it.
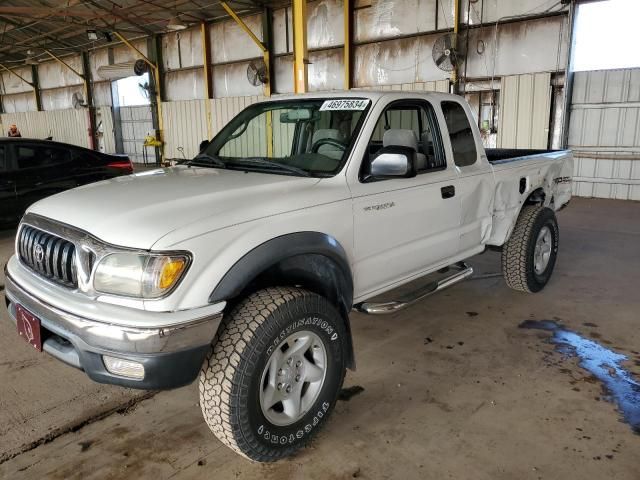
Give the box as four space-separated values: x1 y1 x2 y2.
4 270 224 390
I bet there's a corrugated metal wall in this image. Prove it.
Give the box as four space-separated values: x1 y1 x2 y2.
119 105 154 163
497 73 551 149
0 109 90 147
569 68 640 200
162 95 266 159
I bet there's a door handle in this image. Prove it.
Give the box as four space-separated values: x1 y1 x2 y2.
441 185 455 199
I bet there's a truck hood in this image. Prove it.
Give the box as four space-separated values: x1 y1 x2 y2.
27 166 323 249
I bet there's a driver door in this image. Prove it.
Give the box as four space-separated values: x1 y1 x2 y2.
349 100 461 297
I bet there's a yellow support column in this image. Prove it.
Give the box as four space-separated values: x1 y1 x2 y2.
343 0 353 90
292 0 308 94
201 22 214 139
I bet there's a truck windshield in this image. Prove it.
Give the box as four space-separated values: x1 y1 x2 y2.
201 98 371 177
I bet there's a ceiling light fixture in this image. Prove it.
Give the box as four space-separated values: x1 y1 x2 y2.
166 16 187 31
87 29 99 40
24 49 38 65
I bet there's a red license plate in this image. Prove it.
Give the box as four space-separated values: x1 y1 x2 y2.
16 304 43 352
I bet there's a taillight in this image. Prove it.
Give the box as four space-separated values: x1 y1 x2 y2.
107 160 133 172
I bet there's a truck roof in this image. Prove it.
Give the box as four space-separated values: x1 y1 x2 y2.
269 90 456 102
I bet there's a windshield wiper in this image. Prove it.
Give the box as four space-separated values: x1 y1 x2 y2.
184 153 226 168
229 157 312 177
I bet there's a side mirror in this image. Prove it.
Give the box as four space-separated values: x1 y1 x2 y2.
367 146 416 181
199 140 210 152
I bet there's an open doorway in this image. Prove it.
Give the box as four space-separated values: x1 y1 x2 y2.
112 73 155 164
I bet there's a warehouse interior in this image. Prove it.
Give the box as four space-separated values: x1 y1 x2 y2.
0 0 636 198
0 0 639 478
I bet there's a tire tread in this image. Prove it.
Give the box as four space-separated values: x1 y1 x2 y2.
199 287 339 462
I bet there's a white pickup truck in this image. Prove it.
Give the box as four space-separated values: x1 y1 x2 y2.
4 91 572 462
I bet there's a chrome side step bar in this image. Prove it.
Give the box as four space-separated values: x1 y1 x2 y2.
354 262 474 315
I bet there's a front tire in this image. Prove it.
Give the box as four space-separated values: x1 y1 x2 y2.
502 205 559 293
199 287 347 462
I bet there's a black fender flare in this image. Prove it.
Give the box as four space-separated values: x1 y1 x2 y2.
209 232 356 367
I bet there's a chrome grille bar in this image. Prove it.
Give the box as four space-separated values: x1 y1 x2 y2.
18 225 78 288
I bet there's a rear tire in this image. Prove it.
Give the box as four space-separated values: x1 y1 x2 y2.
502 205 559 293
198 287 347 462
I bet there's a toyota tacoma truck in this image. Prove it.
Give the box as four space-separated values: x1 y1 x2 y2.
3 91 572 462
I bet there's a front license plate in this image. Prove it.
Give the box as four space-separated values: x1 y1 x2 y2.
16 304 43 352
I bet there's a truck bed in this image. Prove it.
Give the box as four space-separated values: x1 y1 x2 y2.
486 148 562 164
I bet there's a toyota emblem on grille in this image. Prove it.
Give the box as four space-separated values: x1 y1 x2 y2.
34 244 45 263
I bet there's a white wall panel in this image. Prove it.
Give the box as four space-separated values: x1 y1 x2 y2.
569 68 640 200
38 56 84 89
211 14 263 64
0 109 90 147
1 92 38 113
0 66 33 94
273 7 292 55
162 100 209 159
113 39 148 64
464 16 568 79
275 50 344 94
354 33 450 87
355 0 437 43
165 69 205 101
498 72 551 149
308 0 344 48
212 62 264 97
41 85 84 111
162 27 203 70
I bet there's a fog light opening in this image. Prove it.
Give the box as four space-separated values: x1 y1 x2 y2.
103 355 145 380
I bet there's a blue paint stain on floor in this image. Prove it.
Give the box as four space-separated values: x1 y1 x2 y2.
520 320 640 434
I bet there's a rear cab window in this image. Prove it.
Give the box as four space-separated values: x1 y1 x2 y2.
441 101 478 167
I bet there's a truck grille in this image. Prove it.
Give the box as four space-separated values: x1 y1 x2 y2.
18 225 78 287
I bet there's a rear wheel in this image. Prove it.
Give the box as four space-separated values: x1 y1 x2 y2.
199 287 347 462
502 205 559 293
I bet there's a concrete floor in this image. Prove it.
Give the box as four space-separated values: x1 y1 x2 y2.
0 197 639 479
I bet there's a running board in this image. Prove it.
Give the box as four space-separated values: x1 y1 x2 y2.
354 262 474 315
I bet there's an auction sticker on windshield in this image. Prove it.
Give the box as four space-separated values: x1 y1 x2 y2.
320 99 369 111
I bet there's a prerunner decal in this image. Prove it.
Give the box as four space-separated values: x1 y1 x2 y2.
320 99 369 111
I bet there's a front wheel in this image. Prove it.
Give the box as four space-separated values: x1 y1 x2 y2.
502 205 559 293
199 287 347 462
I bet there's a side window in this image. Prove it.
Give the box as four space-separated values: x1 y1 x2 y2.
366 102 445 175
441 101 477 167
17 145 71 169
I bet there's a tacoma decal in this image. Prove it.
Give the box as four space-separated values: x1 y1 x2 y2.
364 201 396 212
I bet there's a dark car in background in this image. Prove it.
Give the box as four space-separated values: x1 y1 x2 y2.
0 138 133 225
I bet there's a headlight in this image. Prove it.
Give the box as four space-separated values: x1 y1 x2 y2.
93 252 190 298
